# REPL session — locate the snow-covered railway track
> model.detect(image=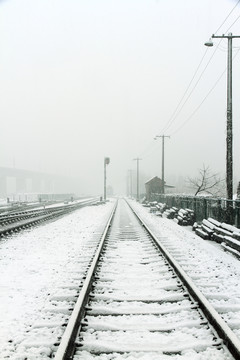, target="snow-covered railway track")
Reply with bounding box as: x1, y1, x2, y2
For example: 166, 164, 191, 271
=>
0, 199, 97, 237
54, 199, 240, 360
